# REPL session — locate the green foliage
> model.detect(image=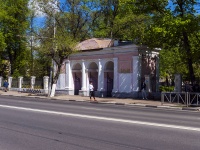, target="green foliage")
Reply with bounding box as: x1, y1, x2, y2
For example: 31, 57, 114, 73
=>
0, 0, 199, 83
121, 0, 200, 81
0, 0, 30, 77
159, 48, 188, 78
159, 86, 174, 92
92, 0, 148, 41
0, 32, 6, 52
